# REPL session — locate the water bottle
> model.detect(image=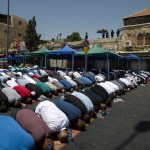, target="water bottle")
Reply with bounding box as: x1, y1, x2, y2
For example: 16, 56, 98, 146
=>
47, 142, 52, 150
106, 110, 110, 117
67, 128, 72, 143
106, 108, 110, 117
101, 110, 106, 116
